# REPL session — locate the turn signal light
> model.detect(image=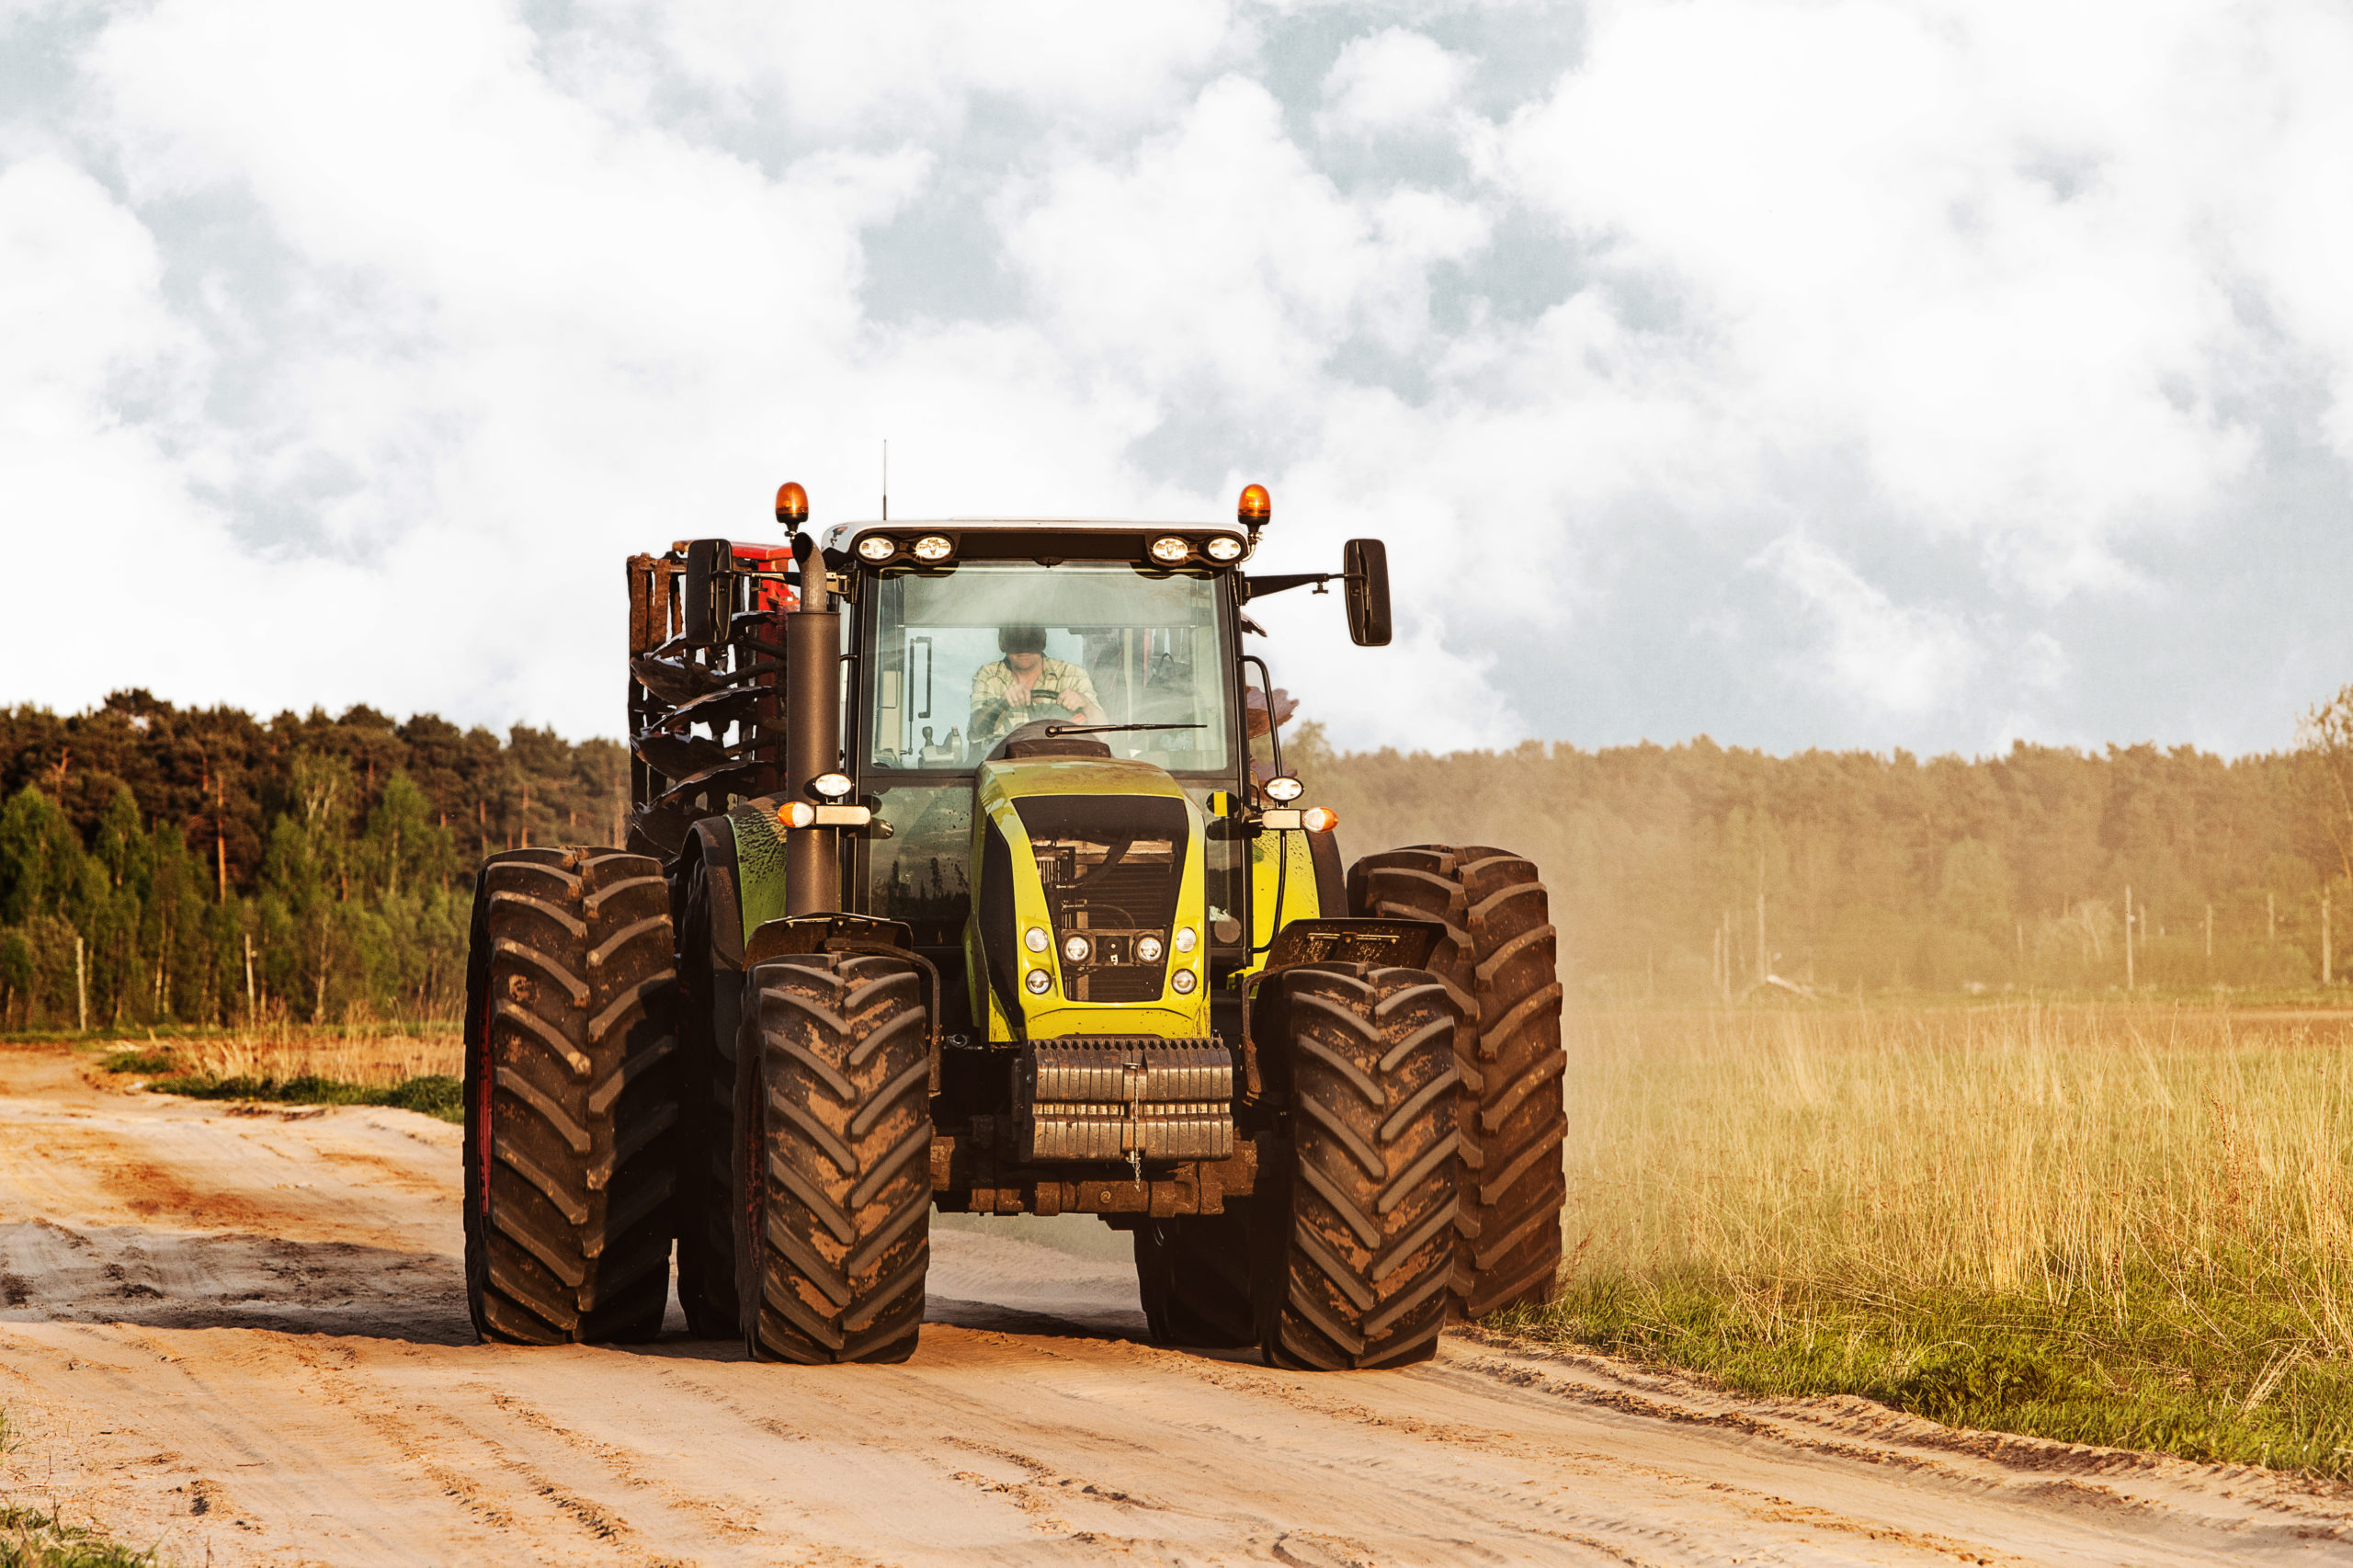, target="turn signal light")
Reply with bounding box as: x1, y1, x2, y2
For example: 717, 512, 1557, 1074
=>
1302, 806, 1338, 834
776, 481, 809, 528
779, 801, 816, 829
1238, 483, 1270, 527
